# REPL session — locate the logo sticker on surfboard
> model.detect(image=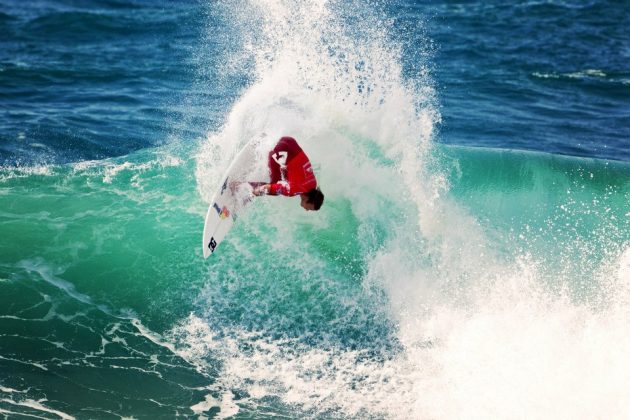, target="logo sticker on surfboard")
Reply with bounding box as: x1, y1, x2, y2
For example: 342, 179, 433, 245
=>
208, 237, 217, 252
213, 203, 230, 219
